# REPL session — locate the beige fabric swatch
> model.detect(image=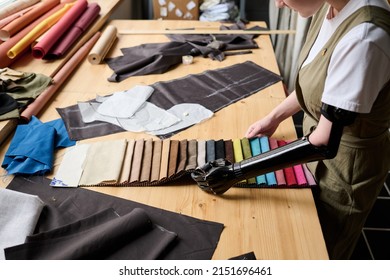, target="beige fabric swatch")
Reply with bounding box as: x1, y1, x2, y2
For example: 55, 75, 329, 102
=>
150, 140, 162, 182
129, 139, 144, 182
119, 139, 135, 183
79, 139, 127, 185
159, 139, 170, 180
